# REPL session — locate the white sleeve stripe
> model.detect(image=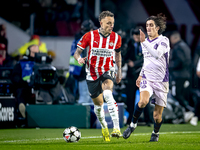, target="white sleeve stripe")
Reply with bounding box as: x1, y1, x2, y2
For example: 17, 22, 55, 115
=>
77, 45, 85, 50
91, 31, 94, 49
99, 35, 103, 48
106, 35, 110, 49
113, 33, 118, 50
